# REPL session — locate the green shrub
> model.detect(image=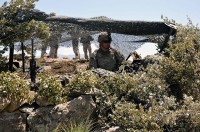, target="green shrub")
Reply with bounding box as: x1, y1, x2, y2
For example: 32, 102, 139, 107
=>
111, 102, 162, 131
160, 21, 200, 100
66, 70, 99, 94
159, 94, 200, 131
126, 68, 168, 103
0, 55, 8, 72
37, 73, 63, 104
174, 95, 200, 130
111, 95, 200, 131
0, 71, 29, 101
93, 70, 168, 128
